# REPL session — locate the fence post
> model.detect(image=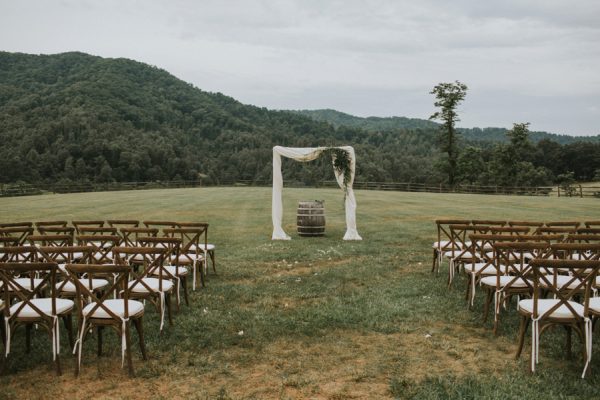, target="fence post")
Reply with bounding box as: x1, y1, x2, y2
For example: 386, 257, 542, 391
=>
557, 186, 560, 197
579, 185, 583, 198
